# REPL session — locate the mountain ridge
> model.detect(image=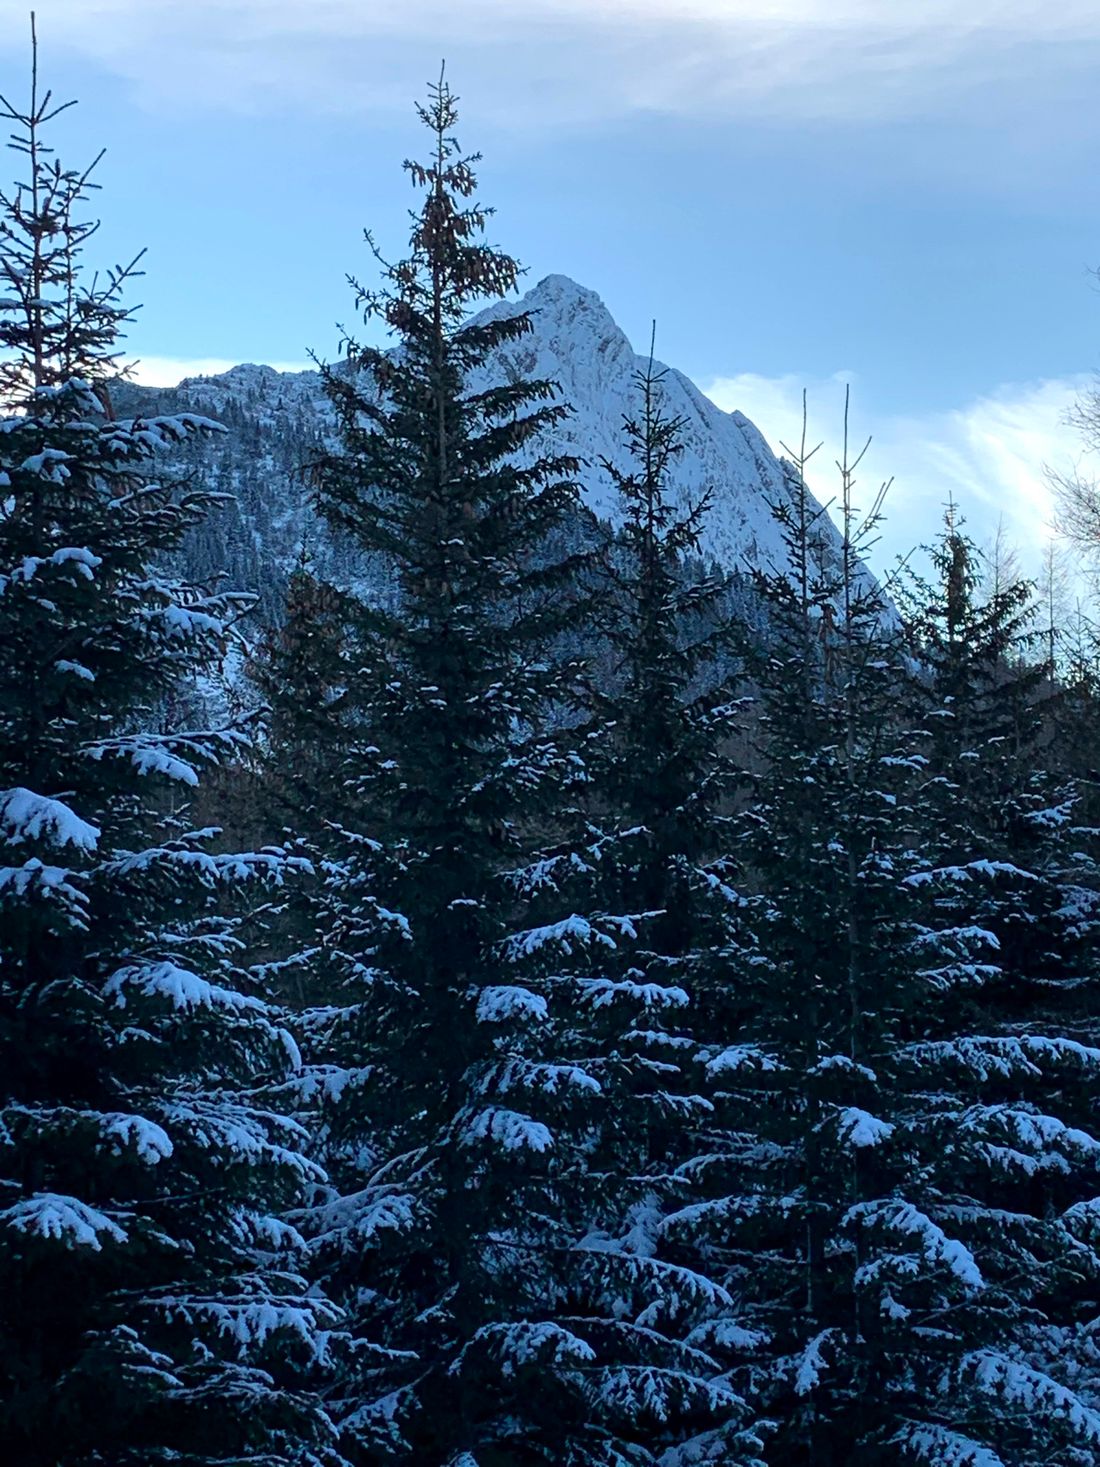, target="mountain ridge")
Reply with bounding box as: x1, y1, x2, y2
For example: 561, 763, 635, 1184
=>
115, 273, 849, 617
